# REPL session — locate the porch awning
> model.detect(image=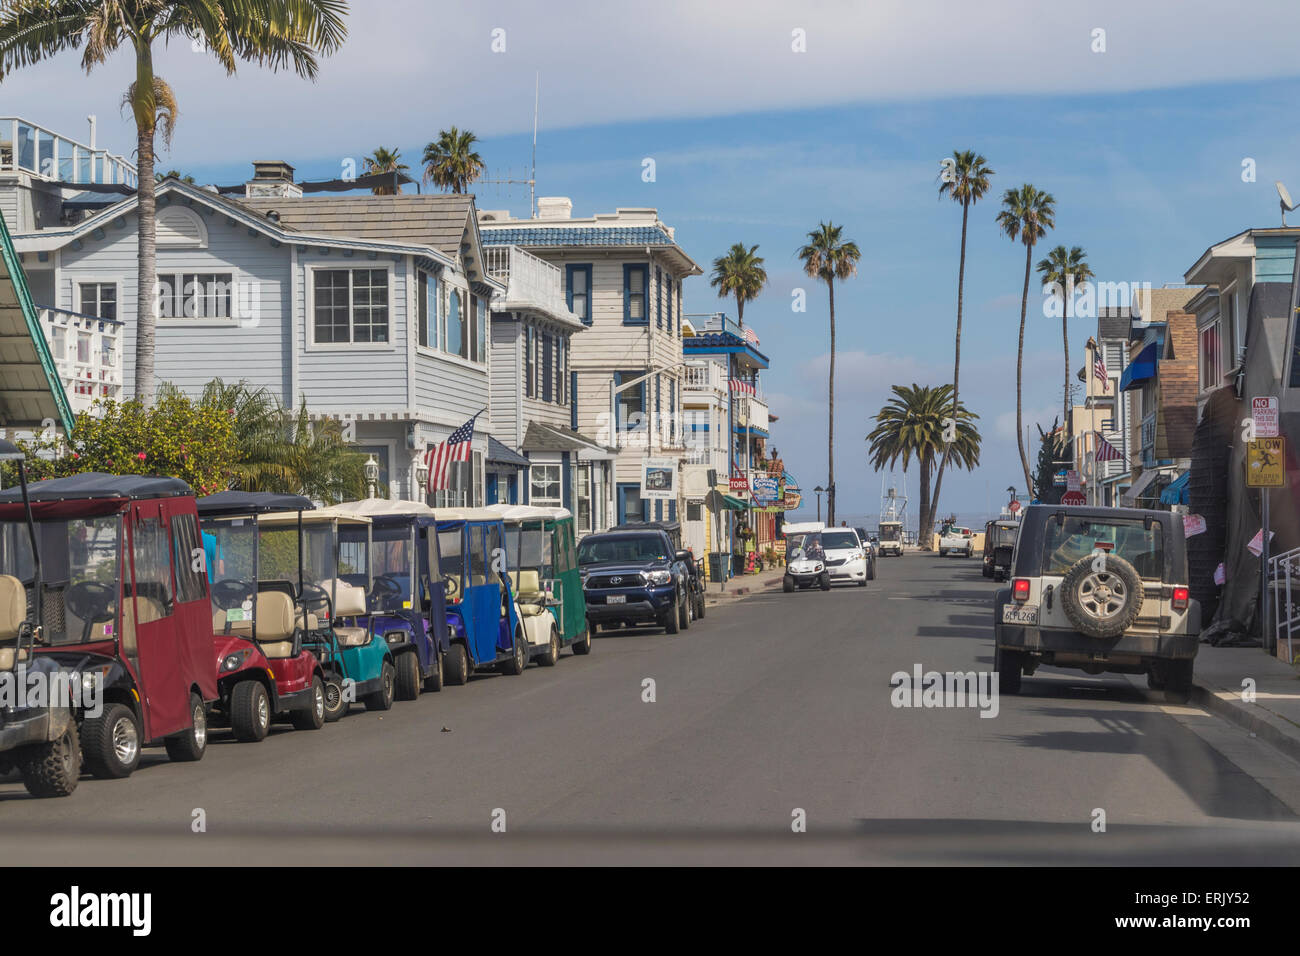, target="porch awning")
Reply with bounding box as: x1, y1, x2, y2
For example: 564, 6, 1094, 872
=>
706, 490, 748, 512
486, 435, 529, 468
1120, 342, 1158, 391
1120, 468, 1160, 506
1159, 470, 1190, 505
